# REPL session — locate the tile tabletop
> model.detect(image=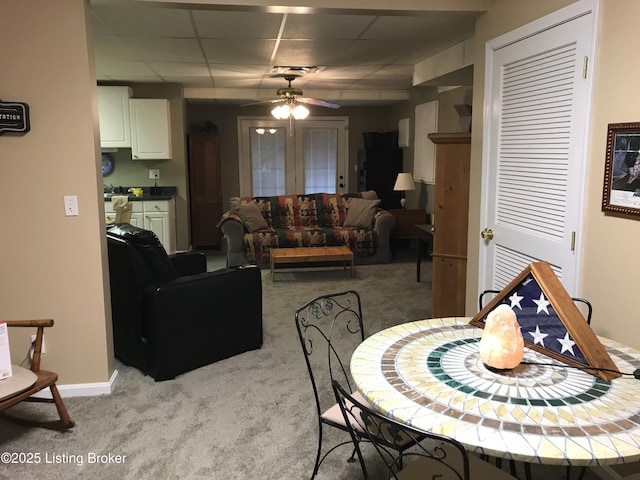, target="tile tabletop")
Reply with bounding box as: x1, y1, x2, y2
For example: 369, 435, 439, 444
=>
350, 317, 640, 466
